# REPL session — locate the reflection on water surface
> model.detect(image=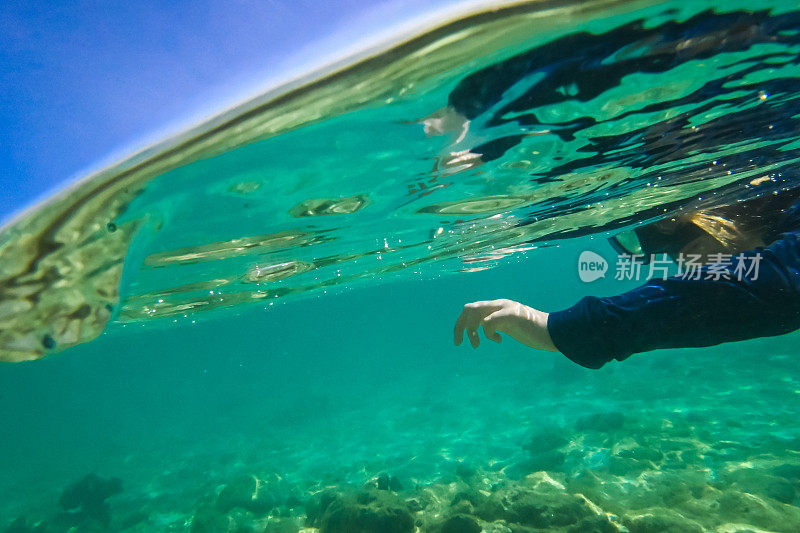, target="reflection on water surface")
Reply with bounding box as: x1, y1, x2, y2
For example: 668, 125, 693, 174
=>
3, 0, 800, 360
